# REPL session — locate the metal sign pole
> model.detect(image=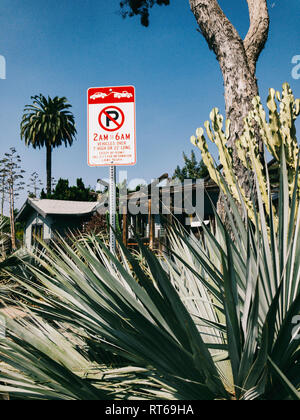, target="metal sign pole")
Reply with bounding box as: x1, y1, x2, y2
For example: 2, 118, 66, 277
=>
109, 165, 116, 254
88, 86, 136, 256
